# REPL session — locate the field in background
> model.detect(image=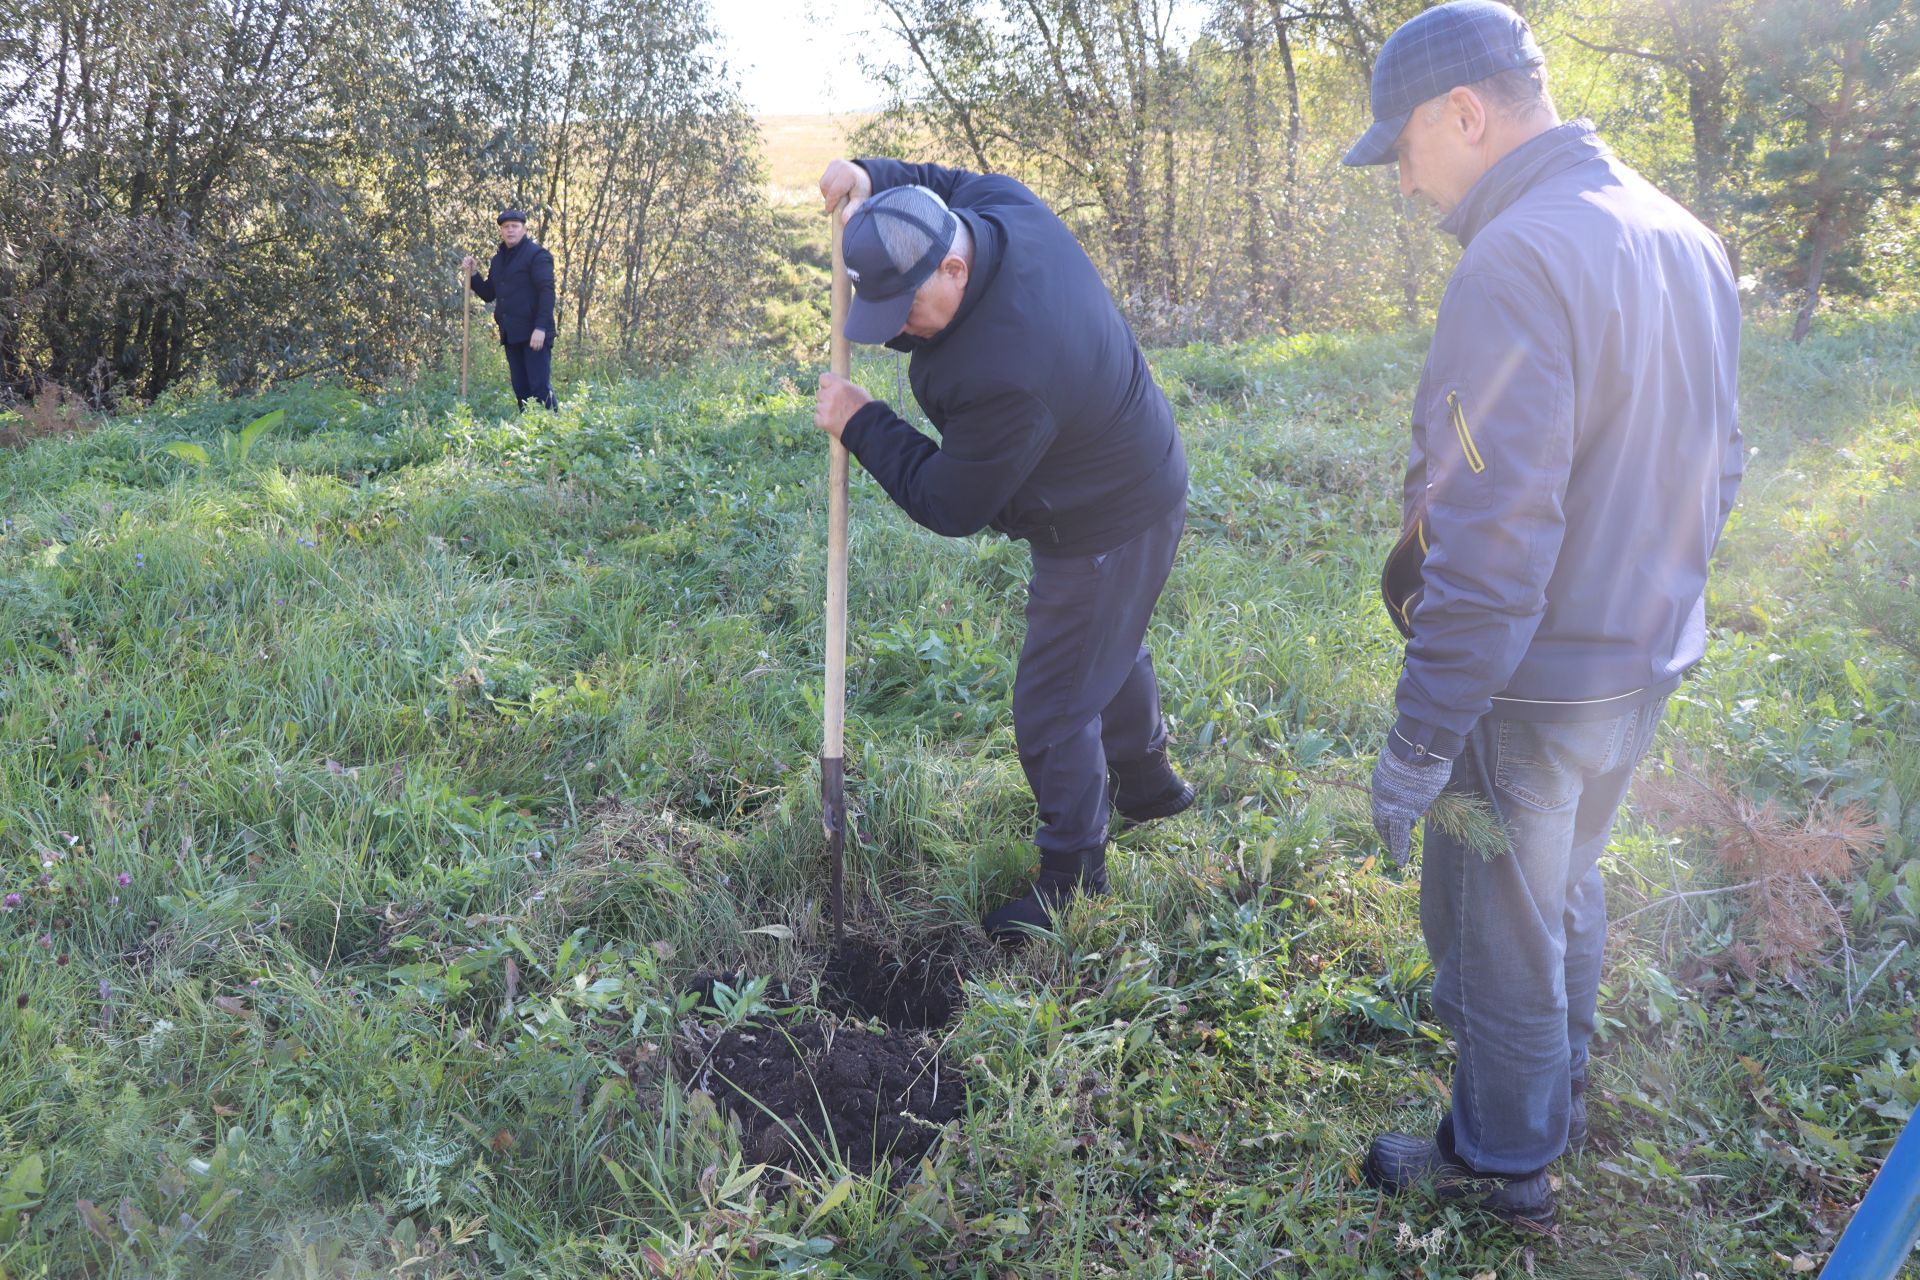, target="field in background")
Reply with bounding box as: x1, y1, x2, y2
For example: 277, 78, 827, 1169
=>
758, 113, 875, 199
0, 318, 1917, 1277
